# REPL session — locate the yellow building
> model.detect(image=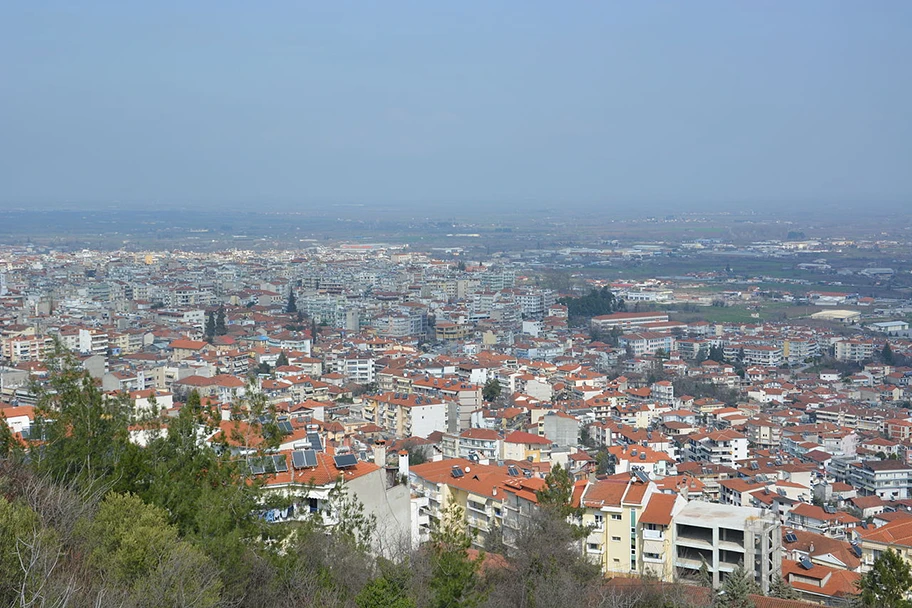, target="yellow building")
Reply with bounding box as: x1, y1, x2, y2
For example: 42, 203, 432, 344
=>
579, 474, 655, 577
